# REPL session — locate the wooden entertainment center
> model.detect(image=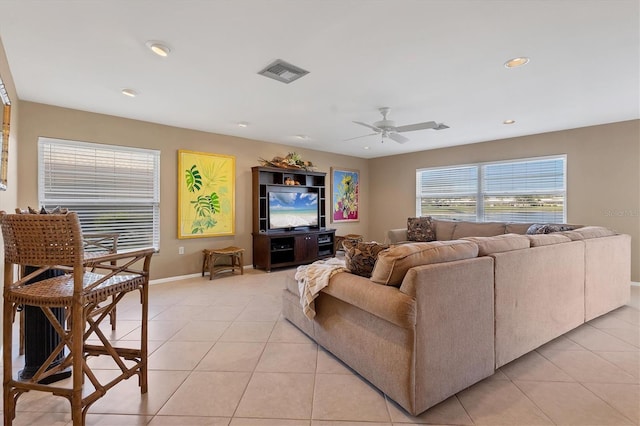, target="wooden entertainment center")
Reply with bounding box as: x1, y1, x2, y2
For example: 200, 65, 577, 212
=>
252, 166, 335, 271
